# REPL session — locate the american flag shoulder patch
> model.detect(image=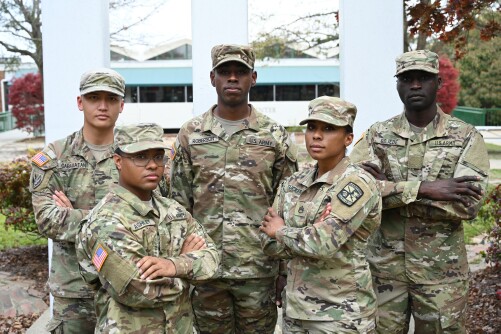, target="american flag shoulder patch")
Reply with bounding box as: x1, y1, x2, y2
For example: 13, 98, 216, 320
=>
92, 244, 109, 272
168, 142, 177, 160
31, 152, 51, 167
